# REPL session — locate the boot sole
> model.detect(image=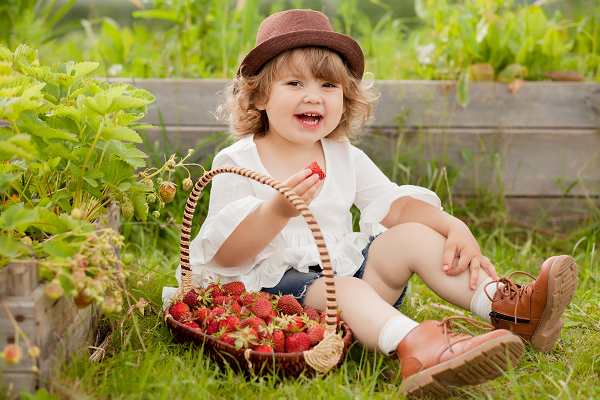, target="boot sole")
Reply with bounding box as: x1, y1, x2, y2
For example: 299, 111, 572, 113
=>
399, 335, 524, 399
530, 255, 578, 353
